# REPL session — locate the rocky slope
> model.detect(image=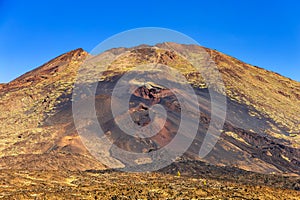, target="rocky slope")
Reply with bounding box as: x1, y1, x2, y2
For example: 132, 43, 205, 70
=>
0, 49, 105, 170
